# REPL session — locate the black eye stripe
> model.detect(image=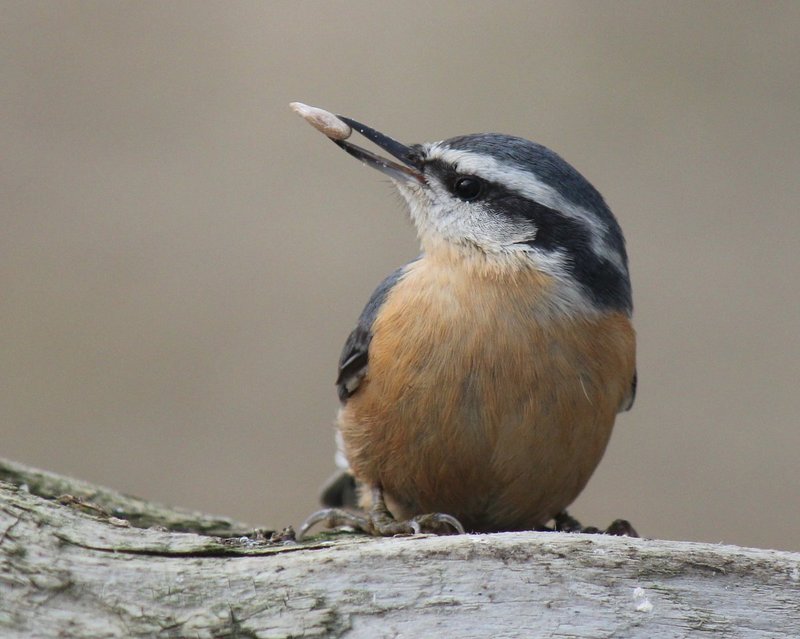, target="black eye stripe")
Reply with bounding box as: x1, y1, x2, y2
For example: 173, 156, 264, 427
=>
420, 160, 493, 202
